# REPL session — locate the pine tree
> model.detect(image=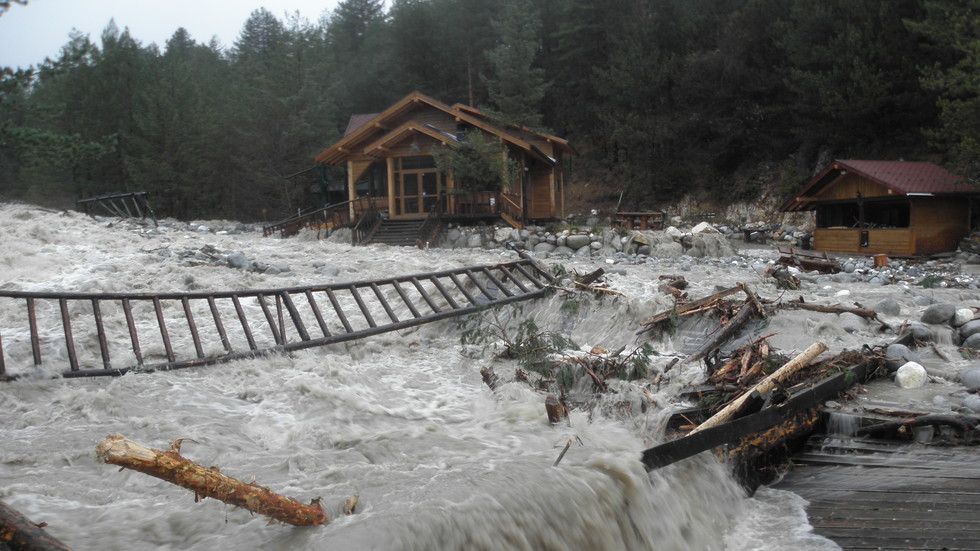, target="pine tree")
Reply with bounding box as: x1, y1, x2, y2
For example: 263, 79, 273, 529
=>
482, 0, 549, 128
